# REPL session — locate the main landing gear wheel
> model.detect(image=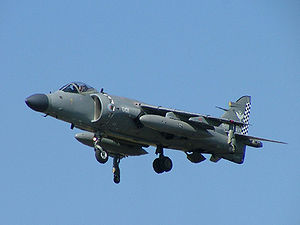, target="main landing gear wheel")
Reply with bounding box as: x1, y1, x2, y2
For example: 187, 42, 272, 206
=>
162, 156, 173, 172
153, 158, 164, 174
152, 146, 173, 174
153, 156, 173, 174
113, 156, 121, 184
